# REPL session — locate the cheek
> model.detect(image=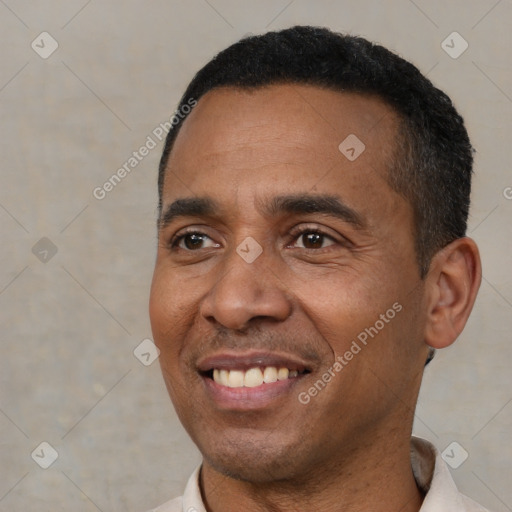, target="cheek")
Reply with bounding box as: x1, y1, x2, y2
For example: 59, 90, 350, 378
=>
289, 266, 416, 385
149, 271, 188, 404
149, 262, 210, 374
149, 266, 186, 354
149, 268, 170, 335
293, 269, 394, 337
